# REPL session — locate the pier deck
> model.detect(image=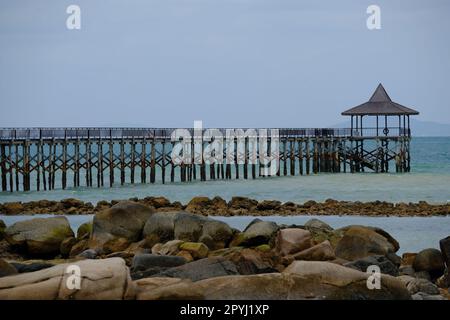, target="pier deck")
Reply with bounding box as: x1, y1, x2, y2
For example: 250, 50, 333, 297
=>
0, 127, 411, 192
